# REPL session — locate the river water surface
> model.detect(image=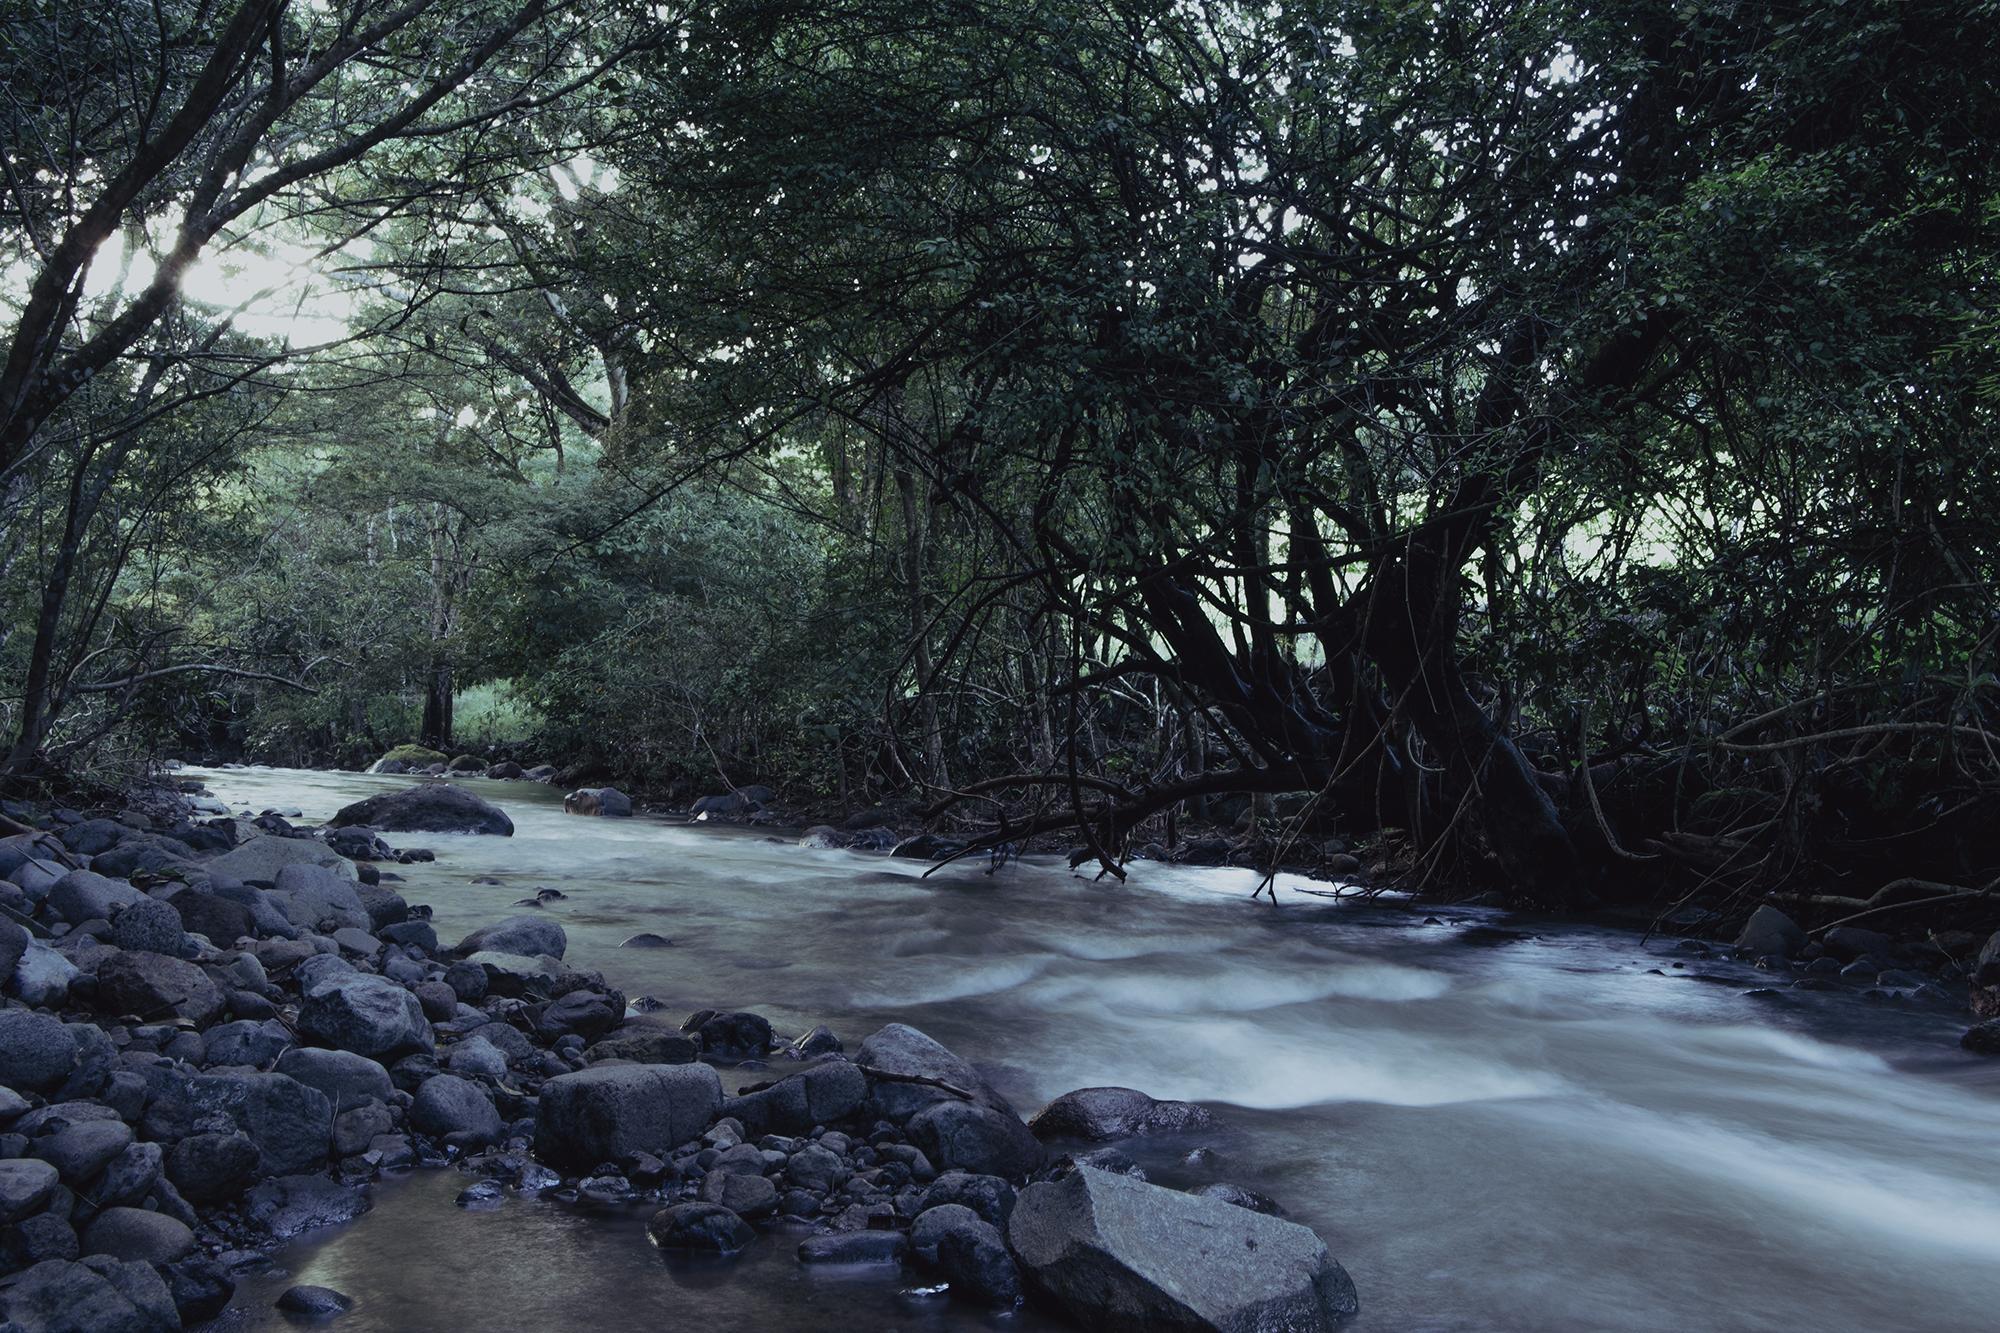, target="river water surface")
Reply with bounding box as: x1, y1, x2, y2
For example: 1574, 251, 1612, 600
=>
191, 767, 2000, 1332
